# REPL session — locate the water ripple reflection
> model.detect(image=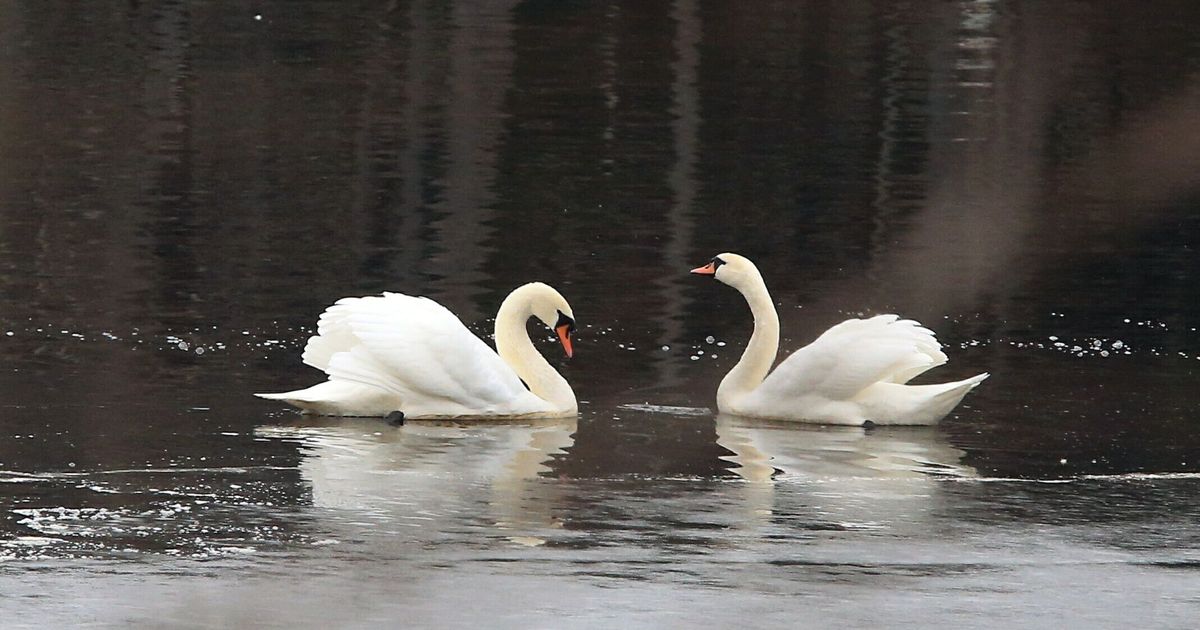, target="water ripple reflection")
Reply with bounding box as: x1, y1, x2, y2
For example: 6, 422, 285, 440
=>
714, 414, 973, 534
716, 414, 975, 482
257, 417, 576, 546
